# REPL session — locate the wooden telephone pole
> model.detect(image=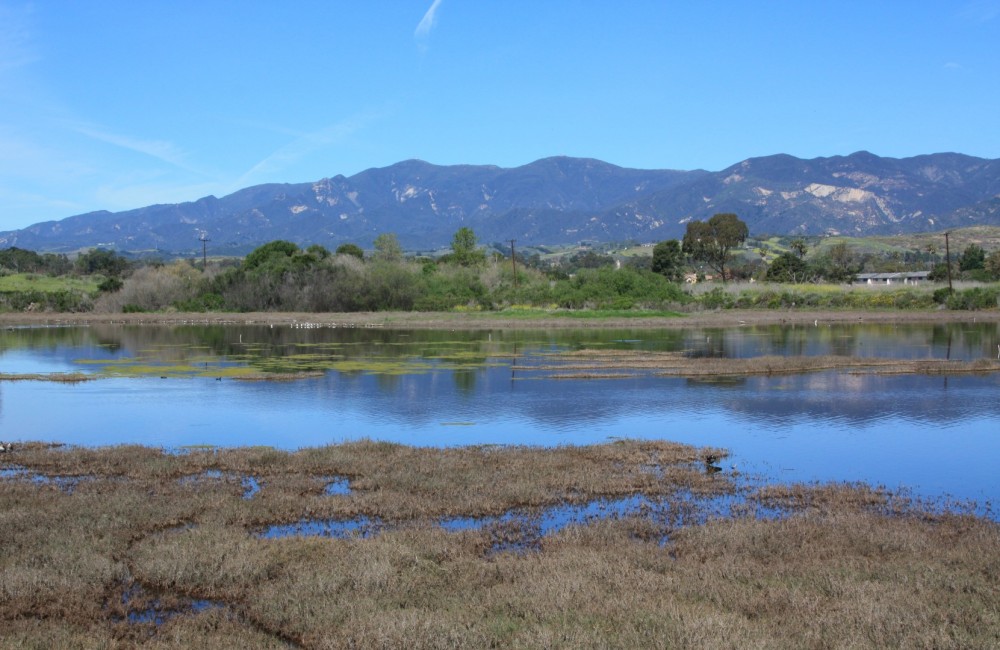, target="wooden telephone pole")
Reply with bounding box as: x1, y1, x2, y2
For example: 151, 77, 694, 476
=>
508, 239, 518, 290
199, 233, 210, 270
944, 231, 953, 293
